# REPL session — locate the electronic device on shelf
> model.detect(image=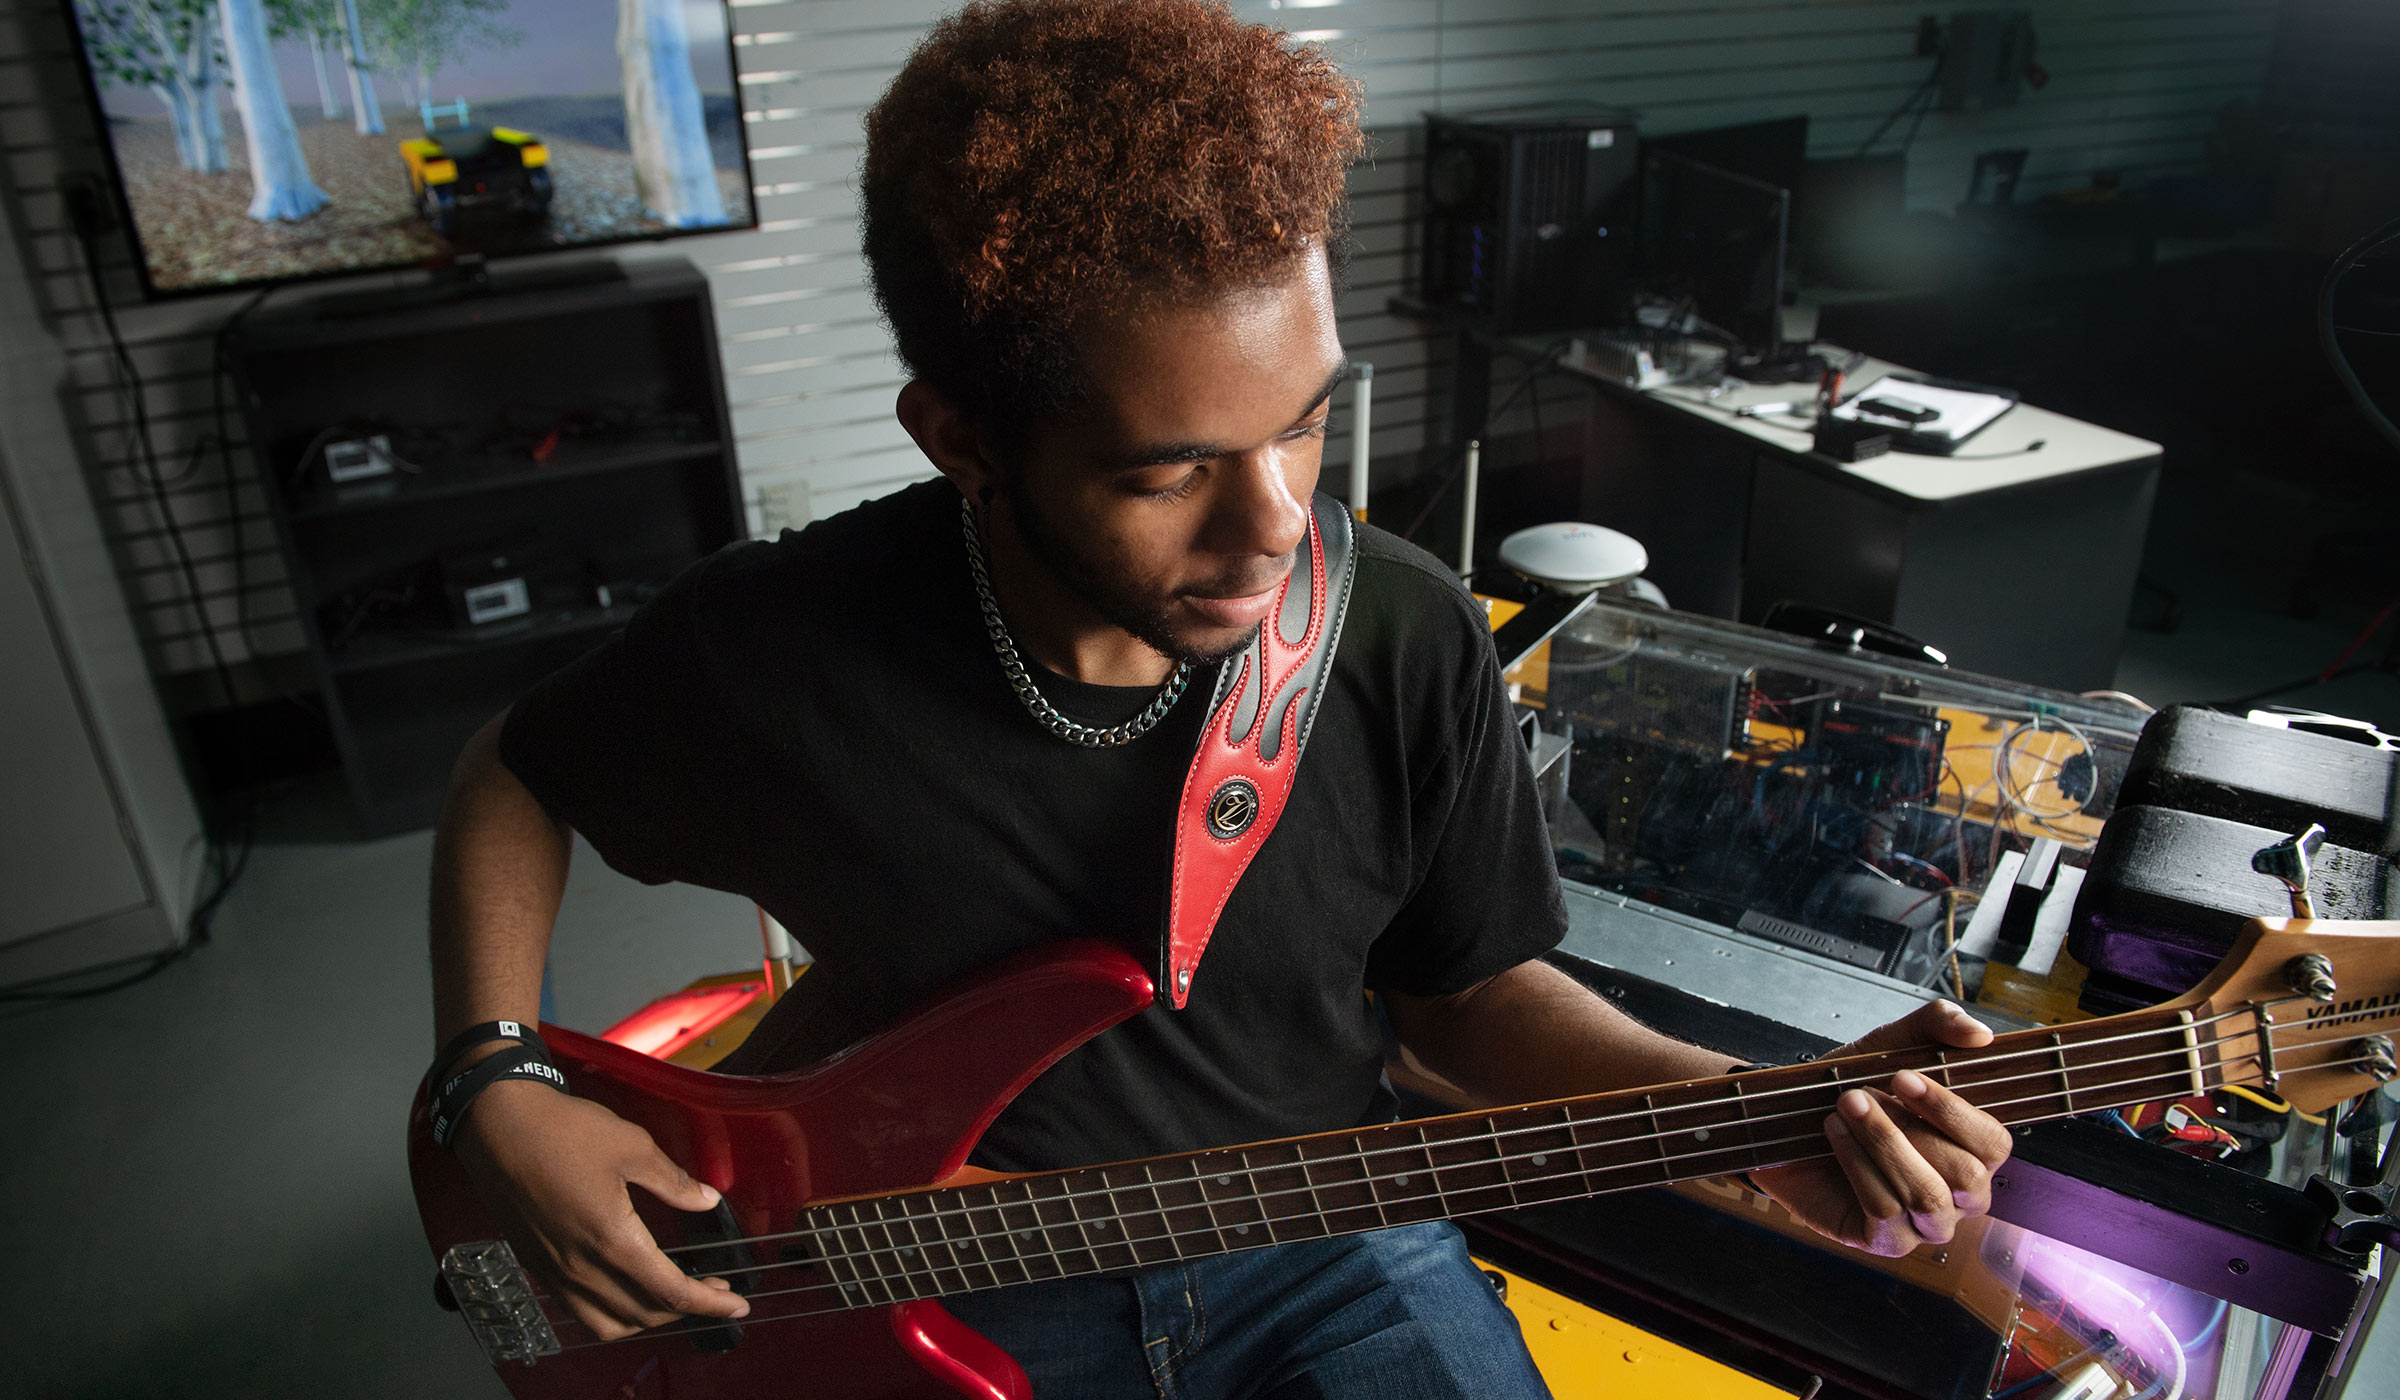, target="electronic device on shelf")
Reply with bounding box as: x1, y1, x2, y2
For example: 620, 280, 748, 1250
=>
1418, 108, 1641, 334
